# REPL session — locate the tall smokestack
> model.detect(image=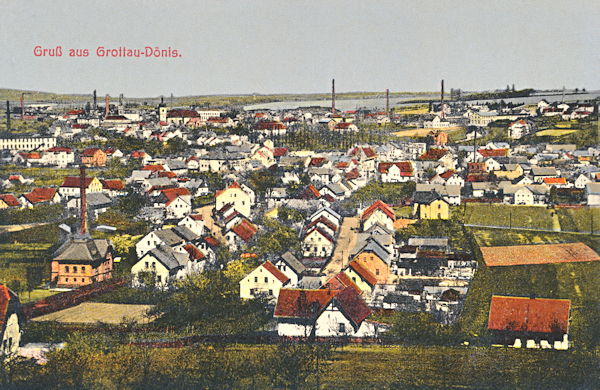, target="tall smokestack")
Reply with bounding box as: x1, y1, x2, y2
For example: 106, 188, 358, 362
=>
386, 89, 389, 114
20, 95, 24, 121
93, 90, 97, 109
79, 165, 87, 236
6, 101, 10, 130
105, 94, 109, 117
332, 79, 335, 114
441, 80, 444, 119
